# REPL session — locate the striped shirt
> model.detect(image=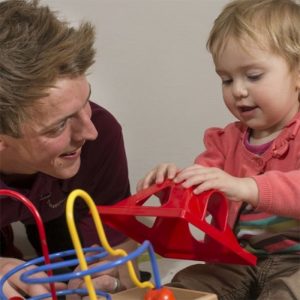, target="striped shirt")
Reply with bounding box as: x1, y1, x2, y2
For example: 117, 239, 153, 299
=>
235, 131, 300, 255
